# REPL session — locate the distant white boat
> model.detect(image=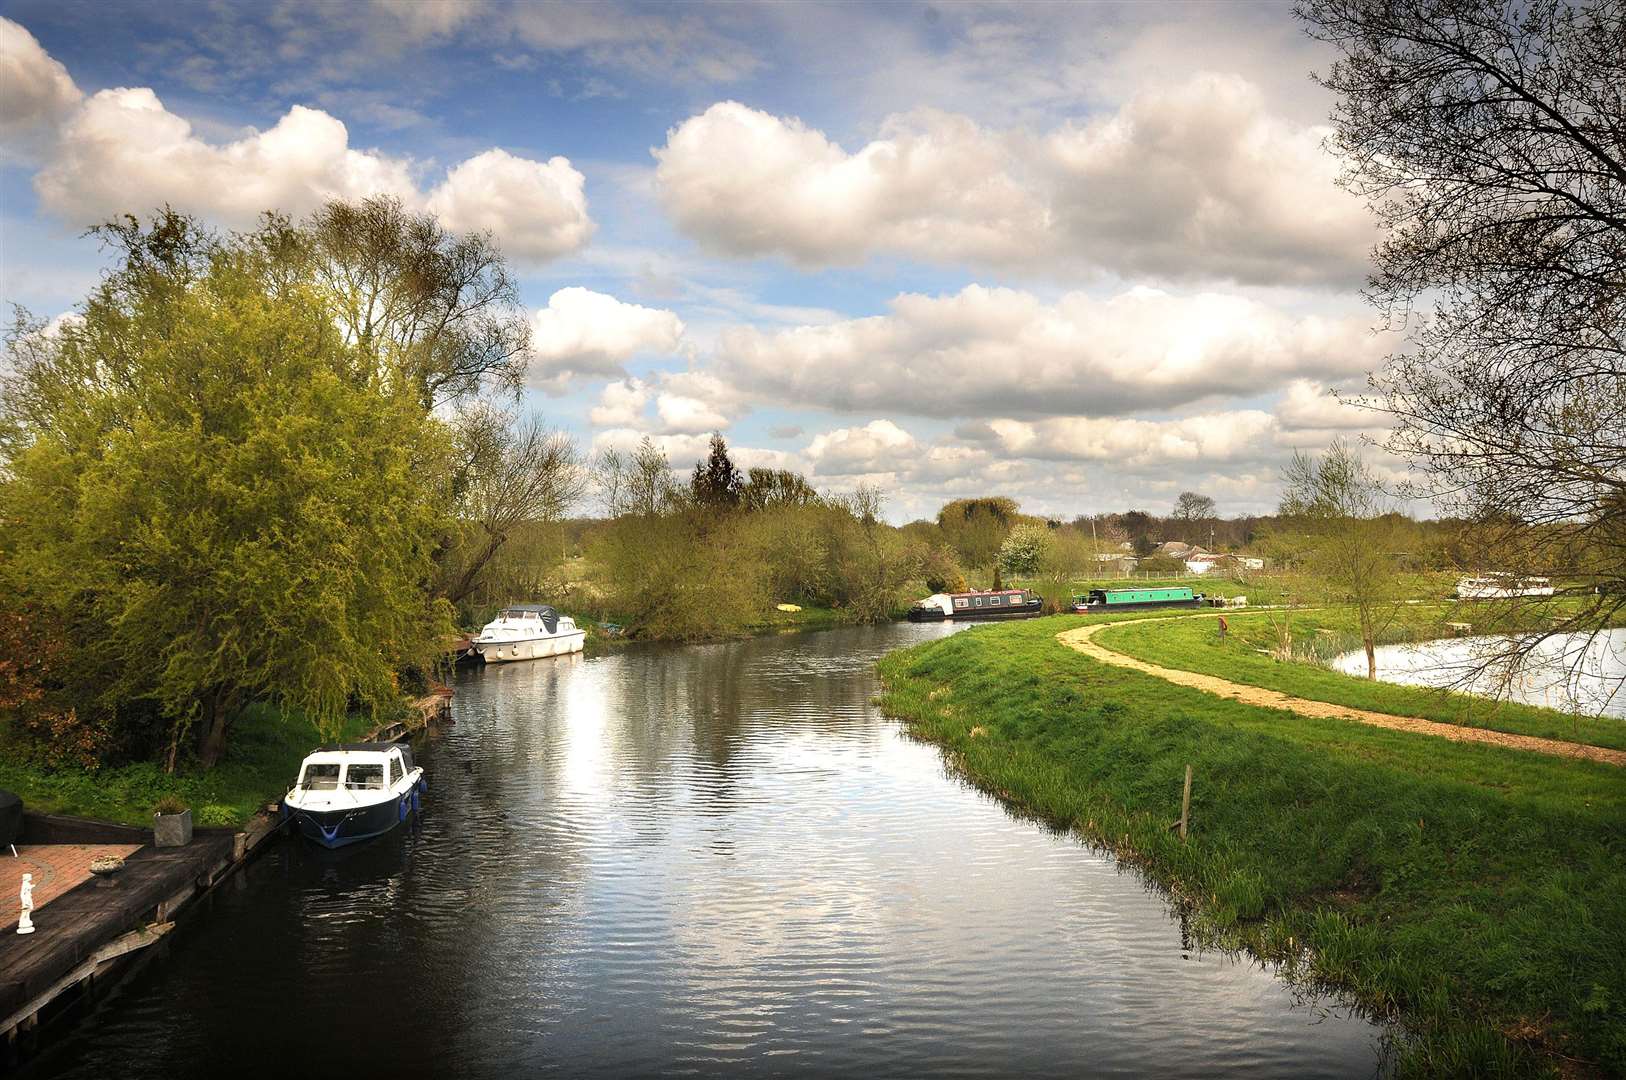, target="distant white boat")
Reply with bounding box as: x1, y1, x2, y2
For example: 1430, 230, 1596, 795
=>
1456, 574, 1555, 600
474, 604, 585, 663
